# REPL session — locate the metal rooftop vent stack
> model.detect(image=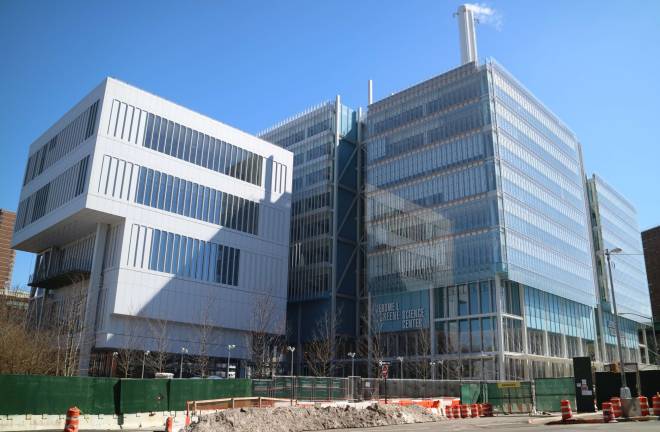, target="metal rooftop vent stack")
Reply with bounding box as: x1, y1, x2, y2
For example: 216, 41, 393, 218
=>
456, 4, 478, 65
